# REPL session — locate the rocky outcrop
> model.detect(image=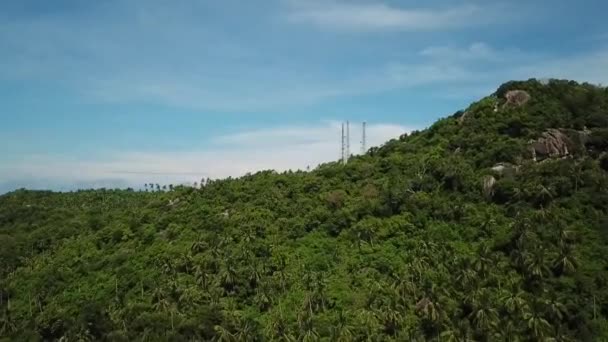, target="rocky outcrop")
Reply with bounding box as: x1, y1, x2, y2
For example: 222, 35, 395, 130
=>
482, 175, 496, 199
503, 90, 531, 108
491, 163, 518, 177
528, 129, 587, 161
457, 111, 469, 125
529, 129, 571, 161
